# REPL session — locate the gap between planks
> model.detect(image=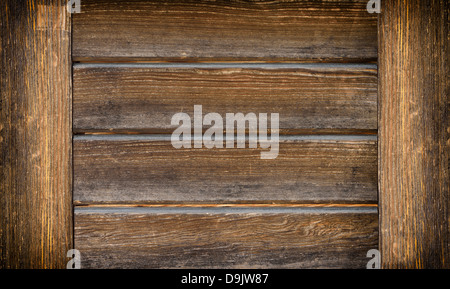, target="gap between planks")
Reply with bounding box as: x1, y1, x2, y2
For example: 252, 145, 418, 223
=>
74, 129, 378, 136
72, 59, 378, 64
74, 204, 378, 215
74, 203, 378, 208
73, 62, 378, 69
73, 134, 378, 142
